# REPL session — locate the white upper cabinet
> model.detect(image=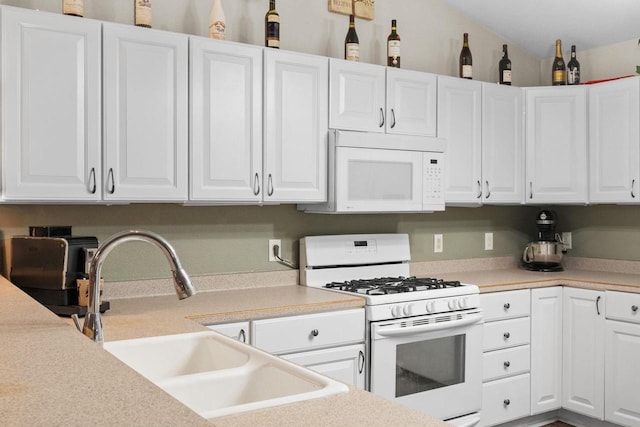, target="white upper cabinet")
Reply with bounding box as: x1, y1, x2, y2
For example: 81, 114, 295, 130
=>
1, 7, 102, 201
525, 86, 588, 204
385, 68, 437, 136
329, 59, 386, 133
589, 76, 640, 204
102, 23, 188, 202
437, 76, 483, 205
482, 84, 524, 204
263, 49, 328, 203
189, 38, 263, 203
